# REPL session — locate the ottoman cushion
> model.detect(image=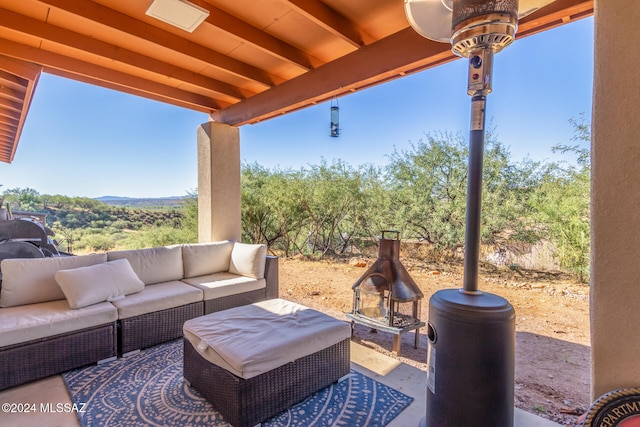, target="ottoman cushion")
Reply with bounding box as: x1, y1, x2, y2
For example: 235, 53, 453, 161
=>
183, 298, 351, 379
